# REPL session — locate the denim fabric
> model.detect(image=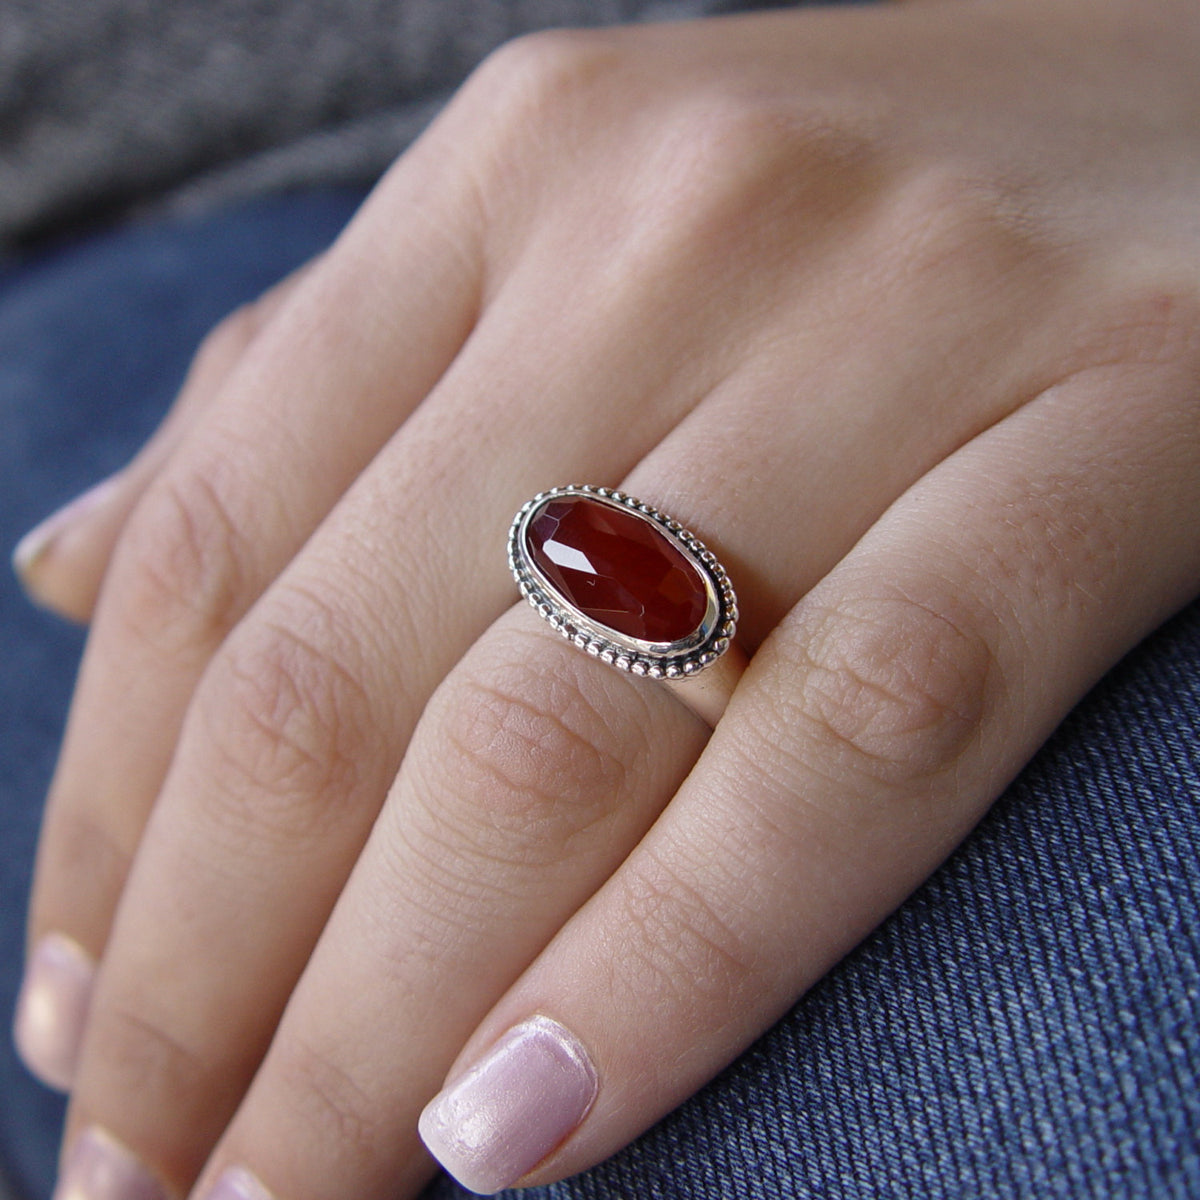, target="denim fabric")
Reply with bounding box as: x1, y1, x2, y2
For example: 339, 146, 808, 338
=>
1, 194, 1198, 1200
